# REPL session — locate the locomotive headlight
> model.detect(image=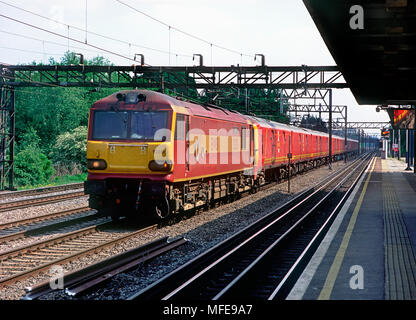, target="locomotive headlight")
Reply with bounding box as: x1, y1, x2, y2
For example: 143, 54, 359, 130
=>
87, 159, 107, 170
148, 160, 173, 172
